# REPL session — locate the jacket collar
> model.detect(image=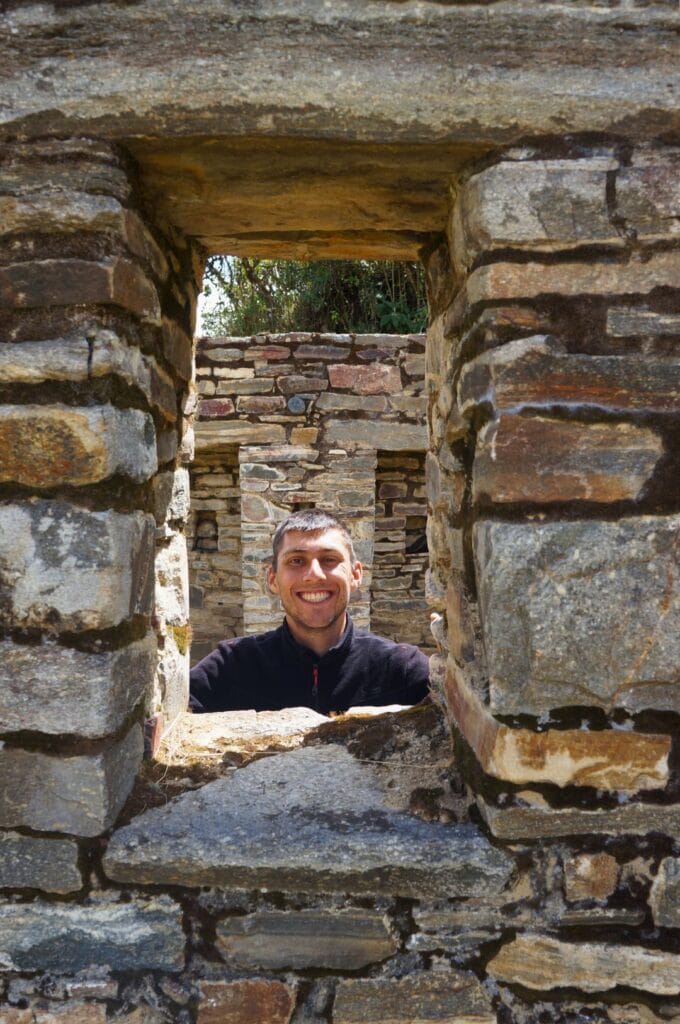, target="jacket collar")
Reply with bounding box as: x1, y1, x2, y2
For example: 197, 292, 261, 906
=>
281, 614, 354, 662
